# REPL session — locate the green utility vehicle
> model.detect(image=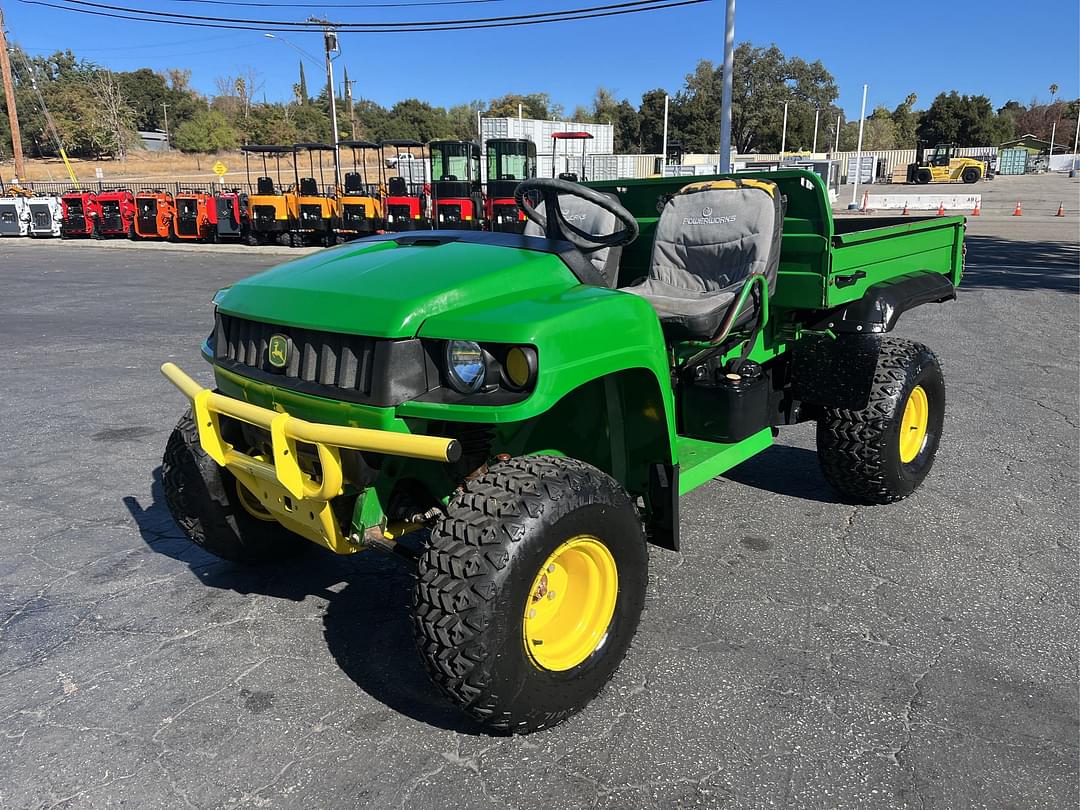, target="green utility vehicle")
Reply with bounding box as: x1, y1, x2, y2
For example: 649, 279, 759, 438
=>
161, 169, 962, 734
